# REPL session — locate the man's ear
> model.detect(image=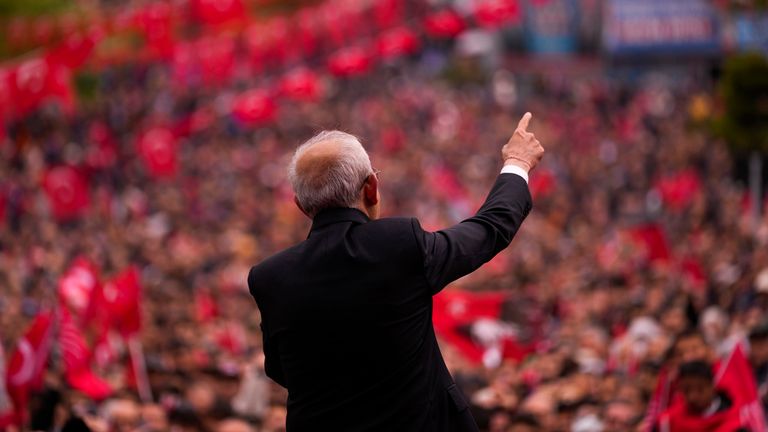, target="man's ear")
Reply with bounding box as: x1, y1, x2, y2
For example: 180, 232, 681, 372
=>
363, 173, 379, 206
294, 196, 310, 218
